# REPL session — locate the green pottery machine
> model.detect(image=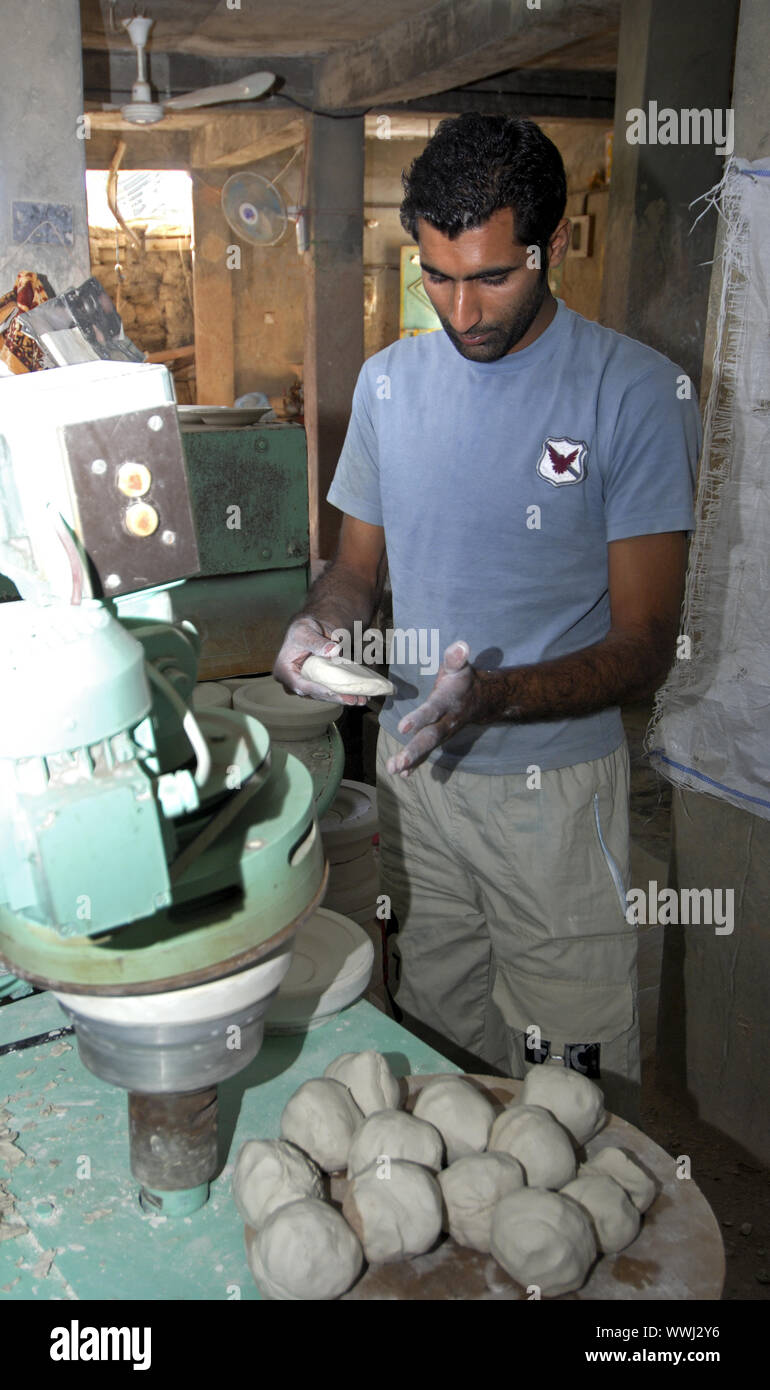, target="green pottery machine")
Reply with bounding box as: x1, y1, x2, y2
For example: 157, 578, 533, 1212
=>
0, 361, 332, 1215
